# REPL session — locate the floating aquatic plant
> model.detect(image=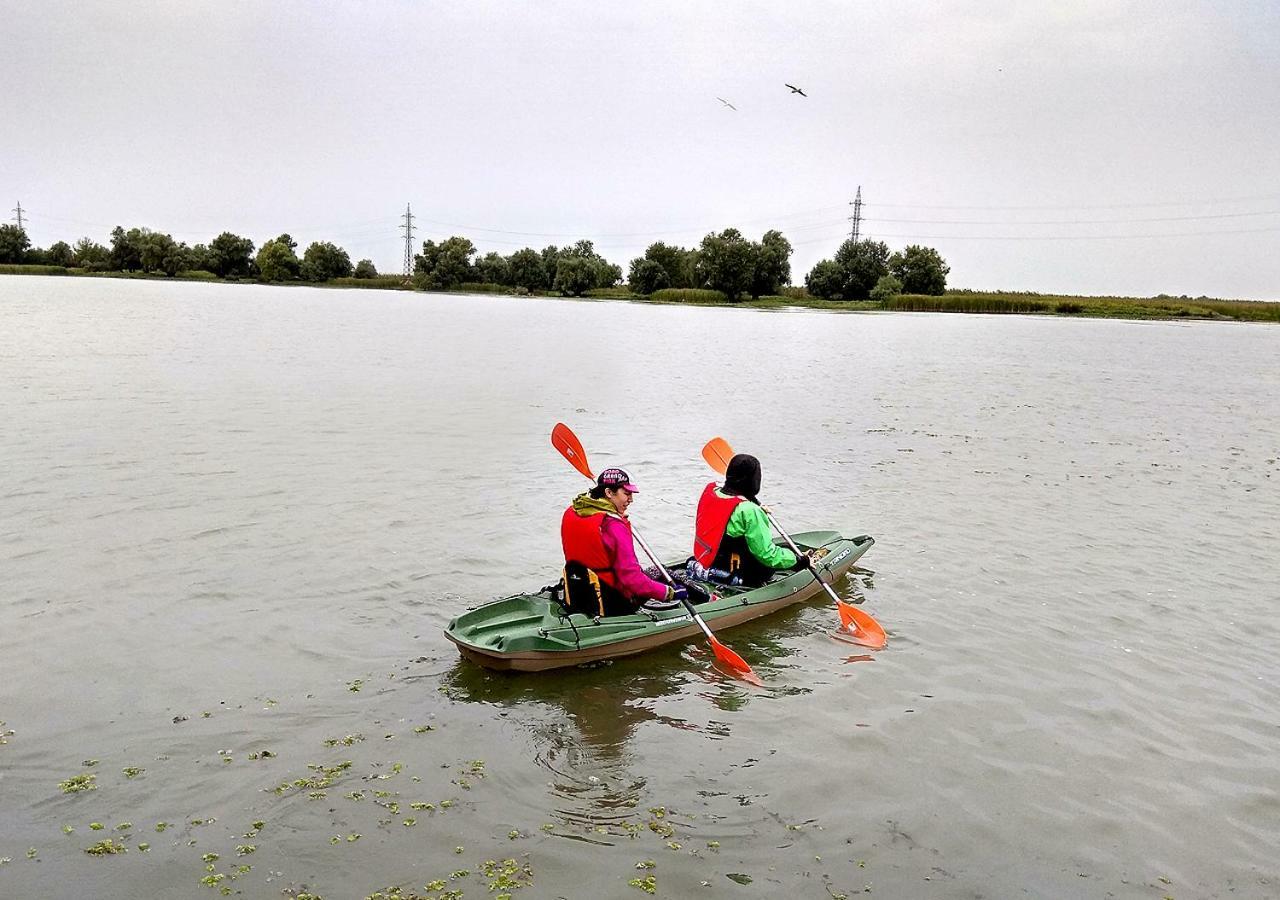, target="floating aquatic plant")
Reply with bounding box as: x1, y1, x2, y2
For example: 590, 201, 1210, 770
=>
155, 822, 170, 832
628, 875, 657, 894
59, 772, 97, 793
84, 839, 127, 856
346, 679, 364, 692
89, 823, 105, 831
122, 766, 144, 778
323, 734, 364, 747
137, 842, 150, 851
